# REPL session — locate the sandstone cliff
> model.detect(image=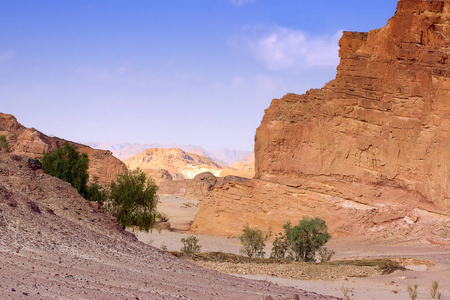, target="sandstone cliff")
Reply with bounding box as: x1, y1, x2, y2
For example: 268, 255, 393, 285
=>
192, 0, 450, 241
0, 113, 127, 185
